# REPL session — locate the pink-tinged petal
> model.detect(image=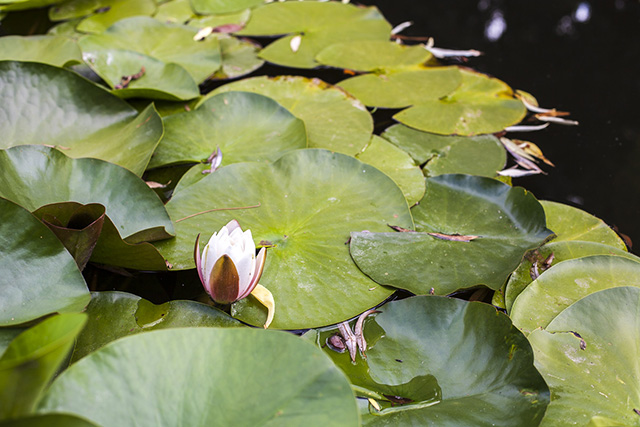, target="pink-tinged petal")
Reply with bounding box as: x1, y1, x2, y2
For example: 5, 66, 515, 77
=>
225, 219, 241, 234
193, 234, 206, 289
238, 247, 266, 300
208, 254, 240, 304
